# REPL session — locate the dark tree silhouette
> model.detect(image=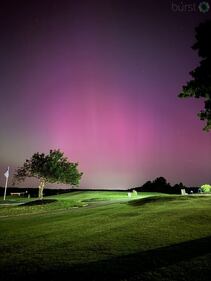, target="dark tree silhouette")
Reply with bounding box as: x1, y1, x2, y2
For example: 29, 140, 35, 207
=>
13, 149, 83, 199
152, 177, 171, 192
179, 20, 211, 131
135, 177, 184, 194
